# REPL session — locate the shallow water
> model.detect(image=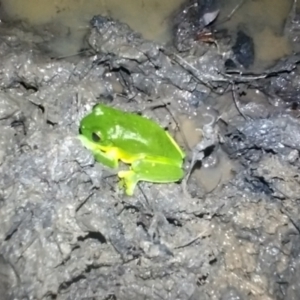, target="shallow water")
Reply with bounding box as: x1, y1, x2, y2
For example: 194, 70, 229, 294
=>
0, 0, 294, 65
217, 0, 293, 69
0, 0, 185, 56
